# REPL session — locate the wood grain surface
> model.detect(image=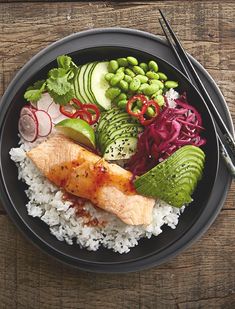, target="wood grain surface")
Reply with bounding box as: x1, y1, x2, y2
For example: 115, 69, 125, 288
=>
0, 1, 234, 308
